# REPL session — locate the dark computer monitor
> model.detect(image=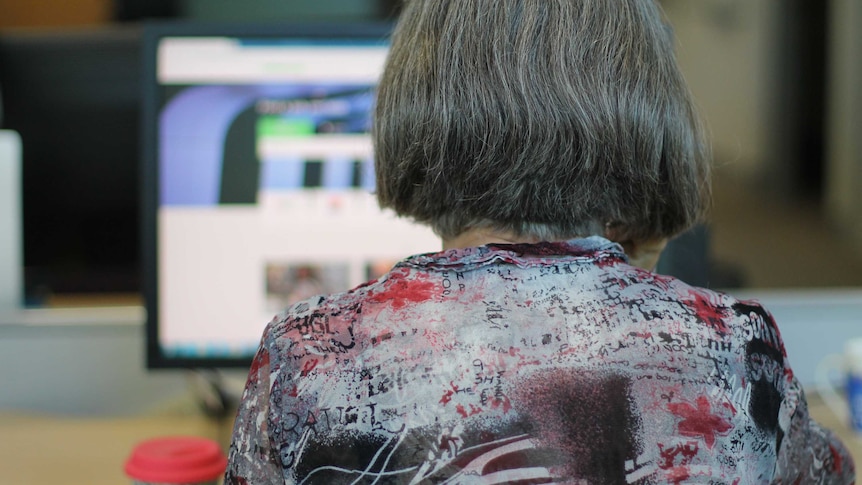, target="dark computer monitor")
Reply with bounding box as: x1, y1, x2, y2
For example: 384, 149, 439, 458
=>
142, 23, 439, 369
0, 27, 142, 301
